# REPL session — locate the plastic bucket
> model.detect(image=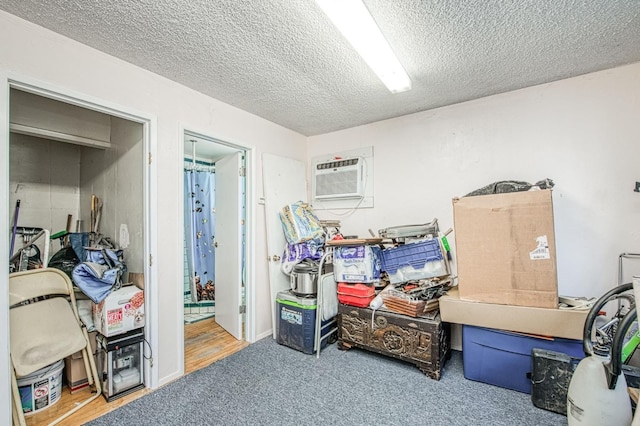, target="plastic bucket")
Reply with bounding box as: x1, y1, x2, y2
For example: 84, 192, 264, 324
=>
17, 359, 64, 415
